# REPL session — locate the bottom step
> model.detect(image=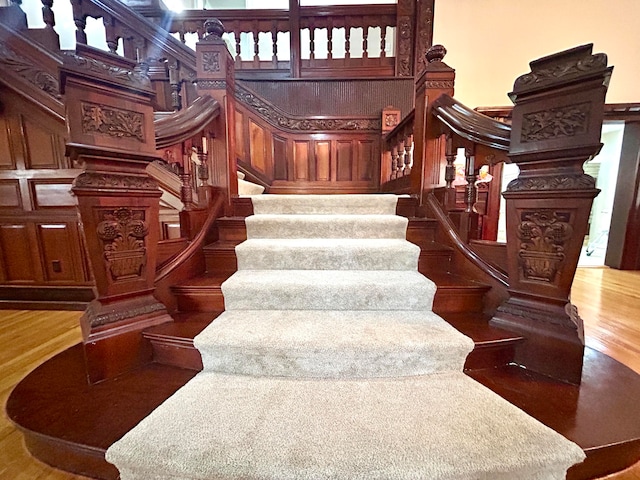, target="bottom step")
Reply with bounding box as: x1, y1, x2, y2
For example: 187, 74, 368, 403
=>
107, 371, 584, 480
